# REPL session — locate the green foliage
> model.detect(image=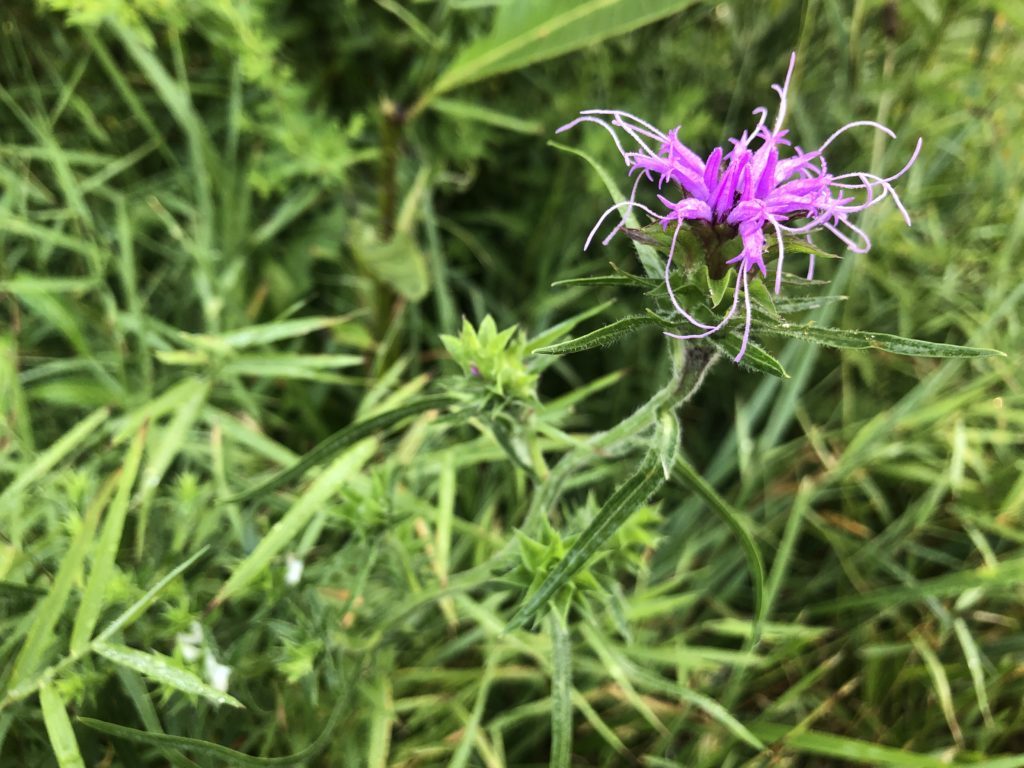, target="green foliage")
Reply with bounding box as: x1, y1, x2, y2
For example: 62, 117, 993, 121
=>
502, 521, 604, 626
440, 315, 538, 402
540, 220, 1002, 370
1, 1, 1023, 766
